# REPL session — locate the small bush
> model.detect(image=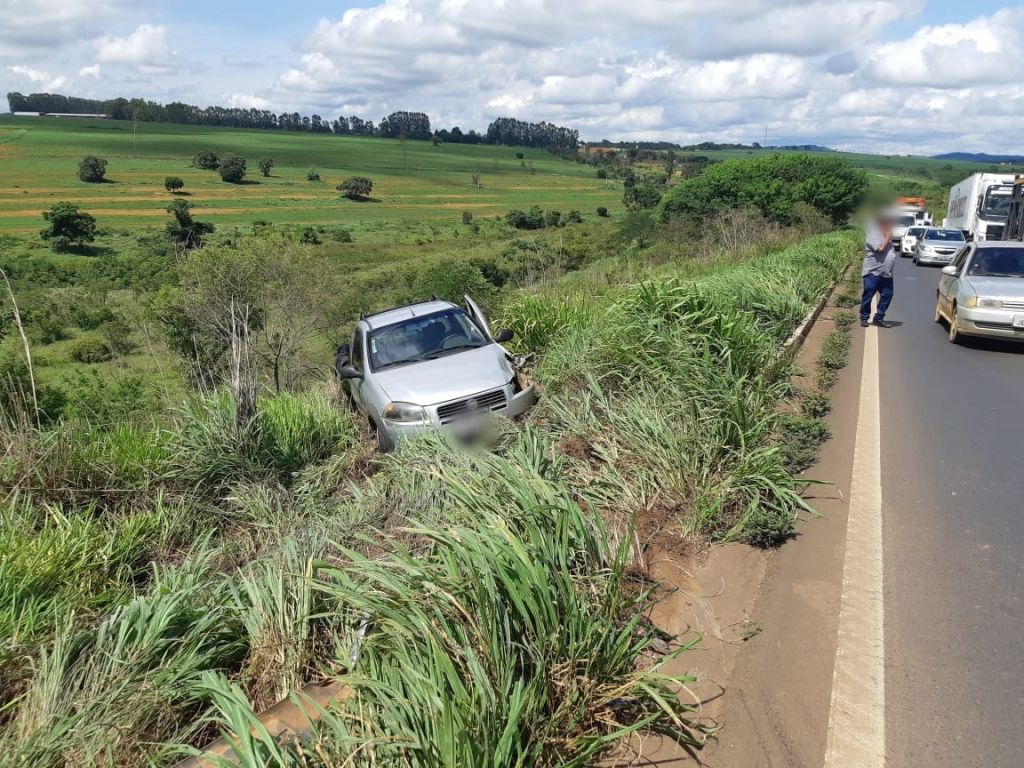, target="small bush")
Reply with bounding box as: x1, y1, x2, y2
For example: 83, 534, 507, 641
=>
777, 413, 831, 473
818, 328, 851, 372
78, 155, 107, 183
299, 227, 320, 245
258, 157, 274, 177
833, 309, 855, 330
328, 226, 352, 243
515, 151, 524, 160
218, 154, 247, 183
461, 211, 473, 225
69, 335, 113, 363
799, 390, 832, 419
596, 169, 608, 179
307, 168, 321, 182
164, 176, 184, 193
566, 210, 582, 224
596, 206, 609, 217
544, 210, 562, 228
192, 151, 219, 170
